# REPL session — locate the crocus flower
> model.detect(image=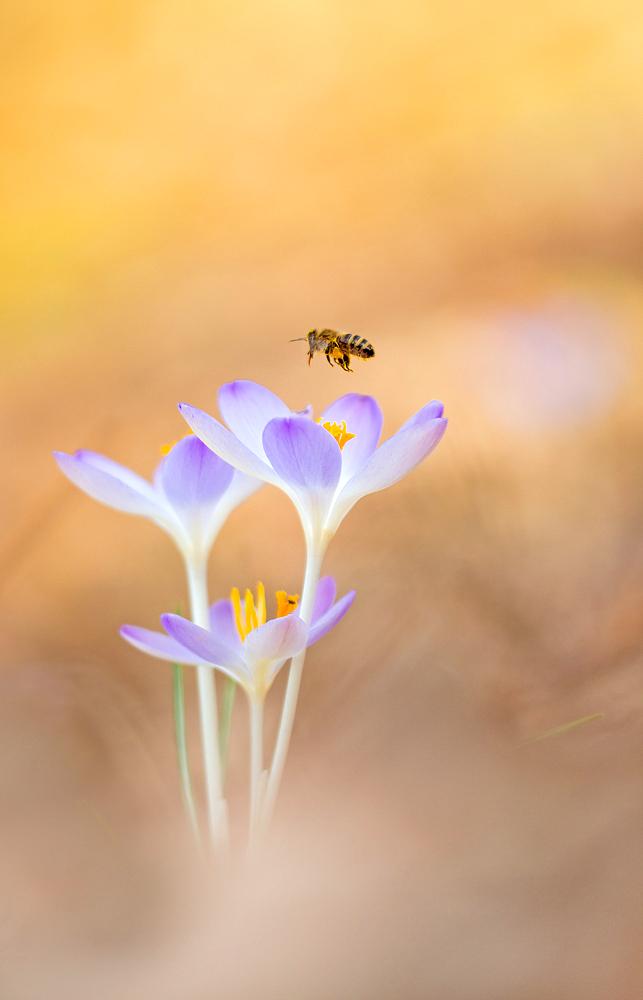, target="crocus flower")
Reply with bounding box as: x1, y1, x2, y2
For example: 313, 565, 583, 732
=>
177, 381, 447, 549
53, 434, 262, 565
177, 380, 446, 830
120, 576, 355, 703
122, 576, 355, 838
53, 434, 263, 848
